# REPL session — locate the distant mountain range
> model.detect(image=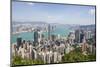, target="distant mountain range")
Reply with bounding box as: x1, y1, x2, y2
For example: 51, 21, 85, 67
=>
80, 24, 95, 27
80, 24, 95, 29
12, 21, 48, 25
12, 21, 95, 27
